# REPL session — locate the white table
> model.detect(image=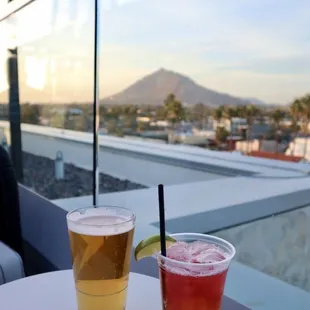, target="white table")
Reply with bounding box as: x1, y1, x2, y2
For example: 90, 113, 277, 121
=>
0, 270, 162, 310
